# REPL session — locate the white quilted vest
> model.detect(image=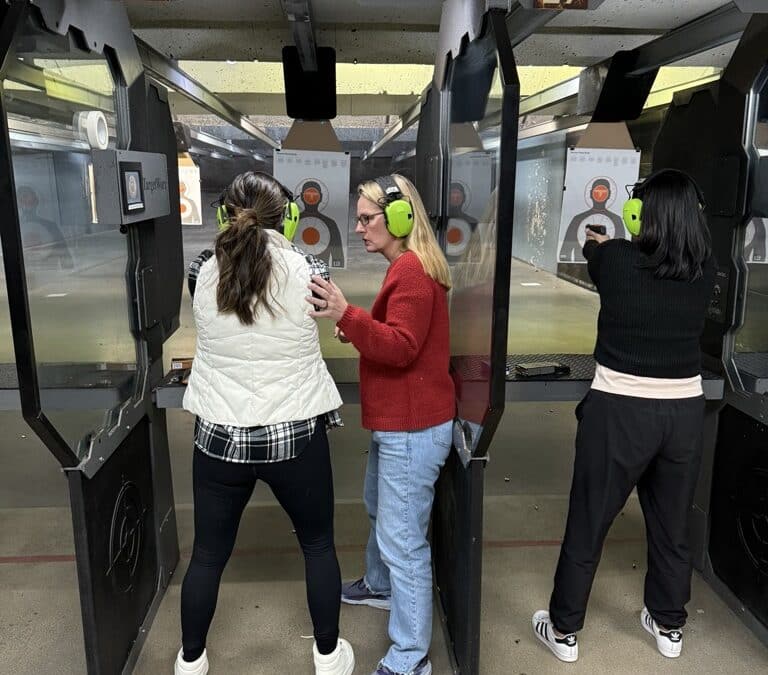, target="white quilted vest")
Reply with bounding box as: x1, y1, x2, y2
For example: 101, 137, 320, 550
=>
183, 230, 342, 426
